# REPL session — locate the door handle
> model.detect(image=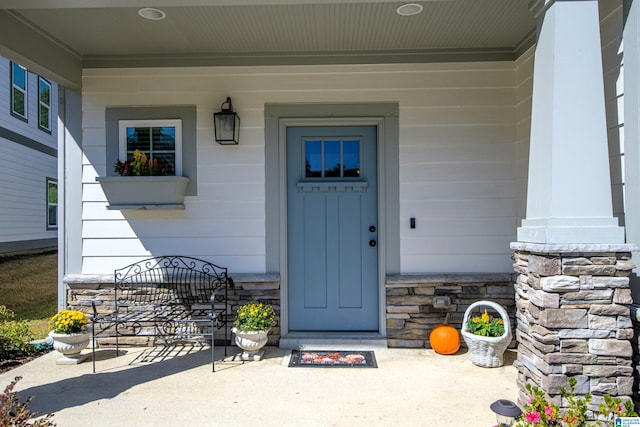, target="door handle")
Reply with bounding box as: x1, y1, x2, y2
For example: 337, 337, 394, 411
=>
369, 240, 377, 247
